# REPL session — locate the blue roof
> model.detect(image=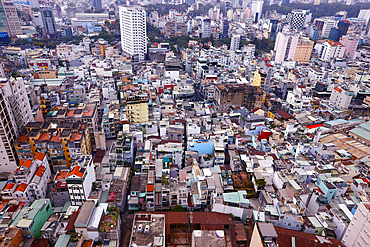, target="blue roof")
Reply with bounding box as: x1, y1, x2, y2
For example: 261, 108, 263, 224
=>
324, 119, 347, 126
189, 140, 214, 154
